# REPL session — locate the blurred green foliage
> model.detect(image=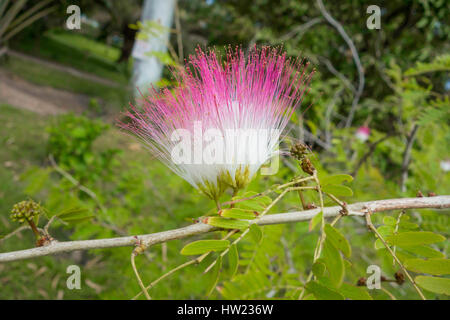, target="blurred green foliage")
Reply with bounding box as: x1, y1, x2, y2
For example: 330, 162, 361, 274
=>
47, 114, 119, 183
0, 0, 449, 300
